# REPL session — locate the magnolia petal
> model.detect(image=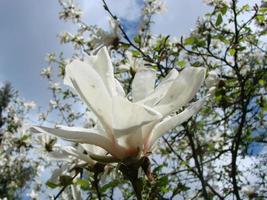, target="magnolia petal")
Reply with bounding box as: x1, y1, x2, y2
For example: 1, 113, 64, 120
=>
148, 98, 206, 148
80, 143, 103, 154
112, 96, 162, 137
56, 125, 104, 134
138, 69, 179, 106
118, 127, 143, 156
64, 59, 114, 139
115, 79, 126, 97
132, 69, 156, 102
154, 67, 206, 116
64, 146, 94, 165
32, 126, 125, 159
84, 47, 117, 96
48, 149, 72, 161
90, 154, 121, 163
48, 165, 69, 184
142, 121, 161, 153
